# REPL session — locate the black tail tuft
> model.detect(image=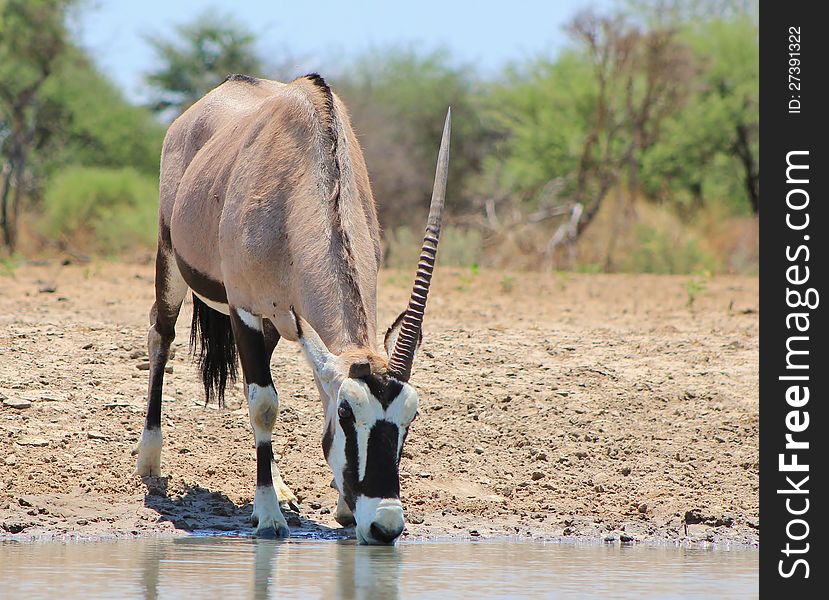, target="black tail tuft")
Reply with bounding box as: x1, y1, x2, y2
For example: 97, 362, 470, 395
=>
190, 294, 237, 407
